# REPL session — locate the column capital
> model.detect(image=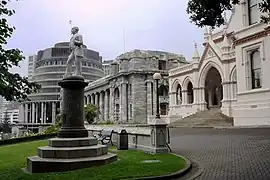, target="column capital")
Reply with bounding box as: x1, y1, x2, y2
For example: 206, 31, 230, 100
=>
145, 80, 154, 83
